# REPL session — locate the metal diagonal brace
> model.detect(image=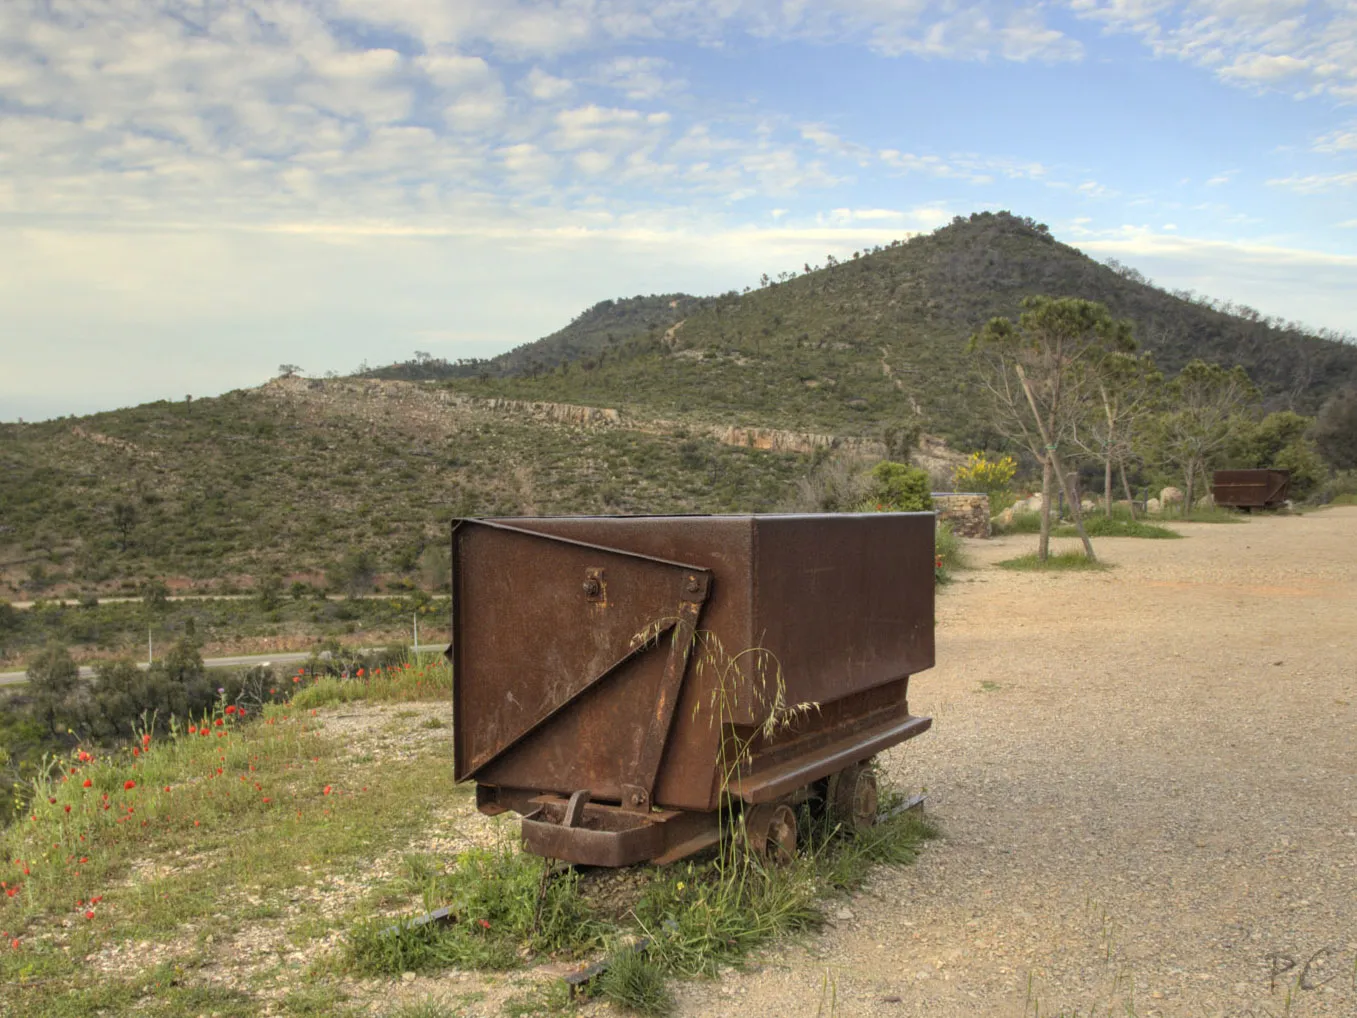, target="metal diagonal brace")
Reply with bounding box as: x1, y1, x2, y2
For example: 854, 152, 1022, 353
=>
619, 572, 710, 813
